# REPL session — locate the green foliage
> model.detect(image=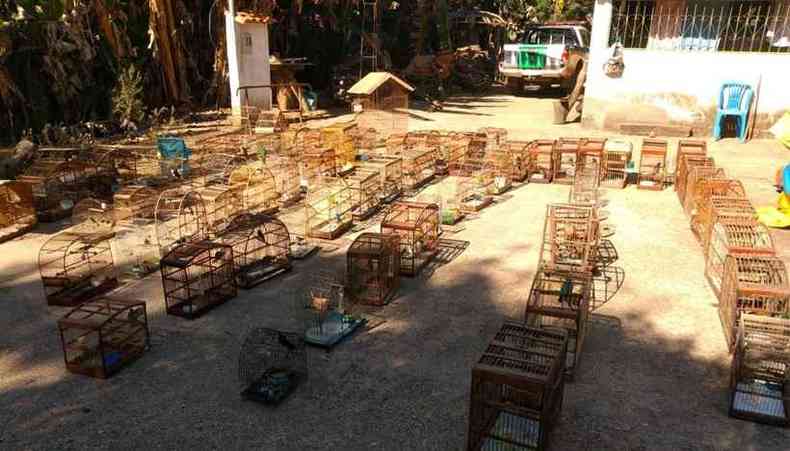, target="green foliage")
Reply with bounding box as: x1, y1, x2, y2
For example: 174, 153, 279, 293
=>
112, 65, 145, 125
